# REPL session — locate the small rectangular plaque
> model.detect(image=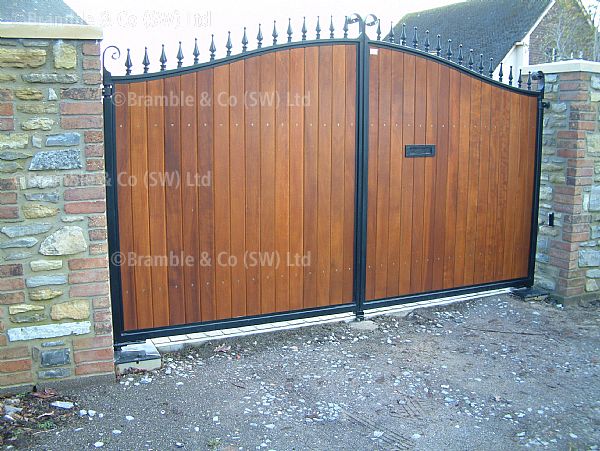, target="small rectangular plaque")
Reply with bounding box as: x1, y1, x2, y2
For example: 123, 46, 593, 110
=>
405, 144, 436, 158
